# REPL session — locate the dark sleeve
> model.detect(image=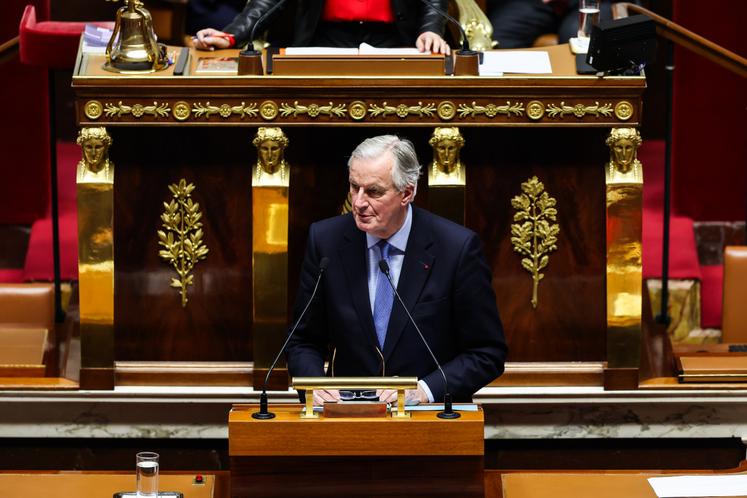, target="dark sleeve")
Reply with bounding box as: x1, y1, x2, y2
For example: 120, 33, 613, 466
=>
422, 232, 508, 401
222, 0, 282, 47
419, 0, 449, 36
285, 223, 328, 379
